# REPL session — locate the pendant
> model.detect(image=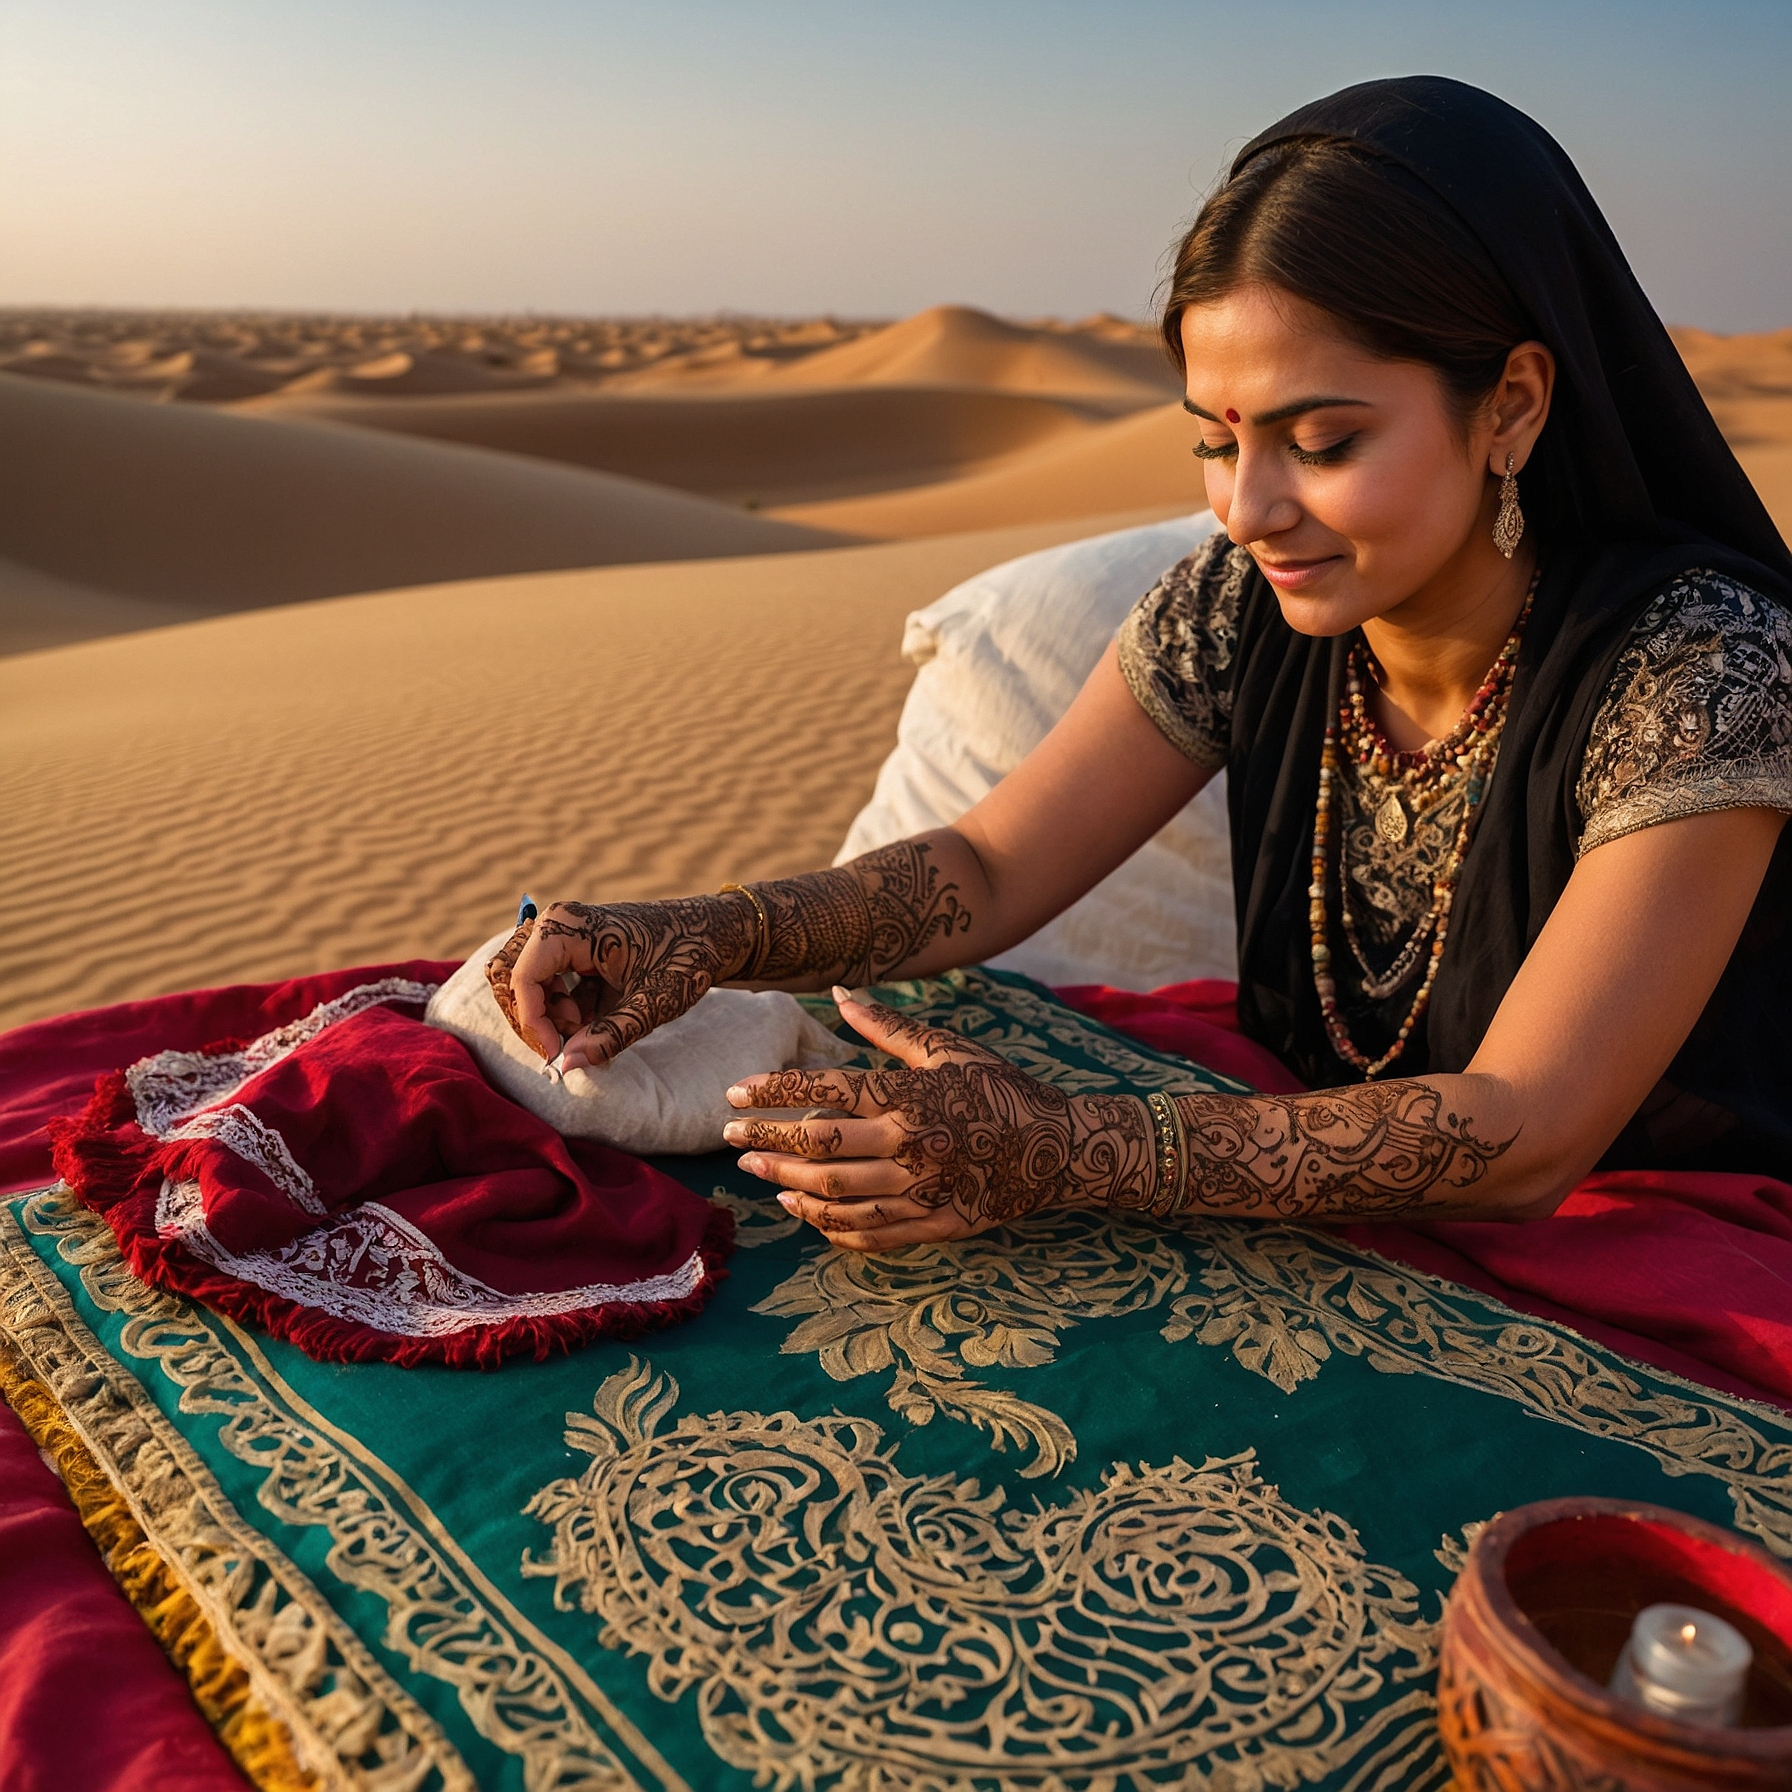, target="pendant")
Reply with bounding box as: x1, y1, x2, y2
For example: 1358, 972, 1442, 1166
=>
1375, 789, 1410, 845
